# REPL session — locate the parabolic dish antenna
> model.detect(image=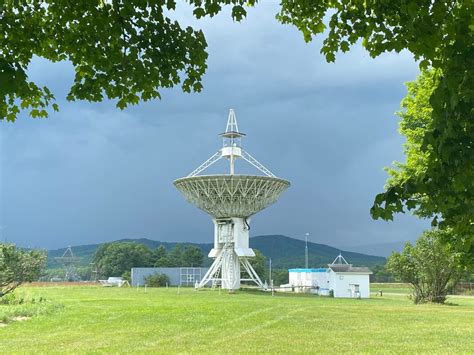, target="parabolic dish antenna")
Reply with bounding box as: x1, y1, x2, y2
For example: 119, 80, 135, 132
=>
174, 109, 290, 290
